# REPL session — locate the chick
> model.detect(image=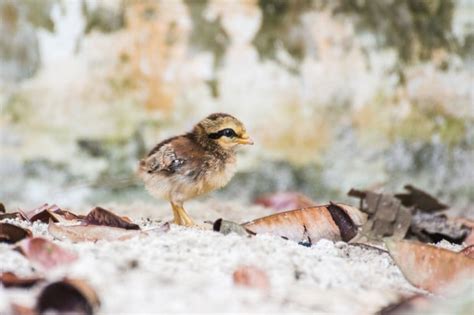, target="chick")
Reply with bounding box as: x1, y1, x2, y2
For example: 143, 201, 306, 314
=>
138, 113, 253, 226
